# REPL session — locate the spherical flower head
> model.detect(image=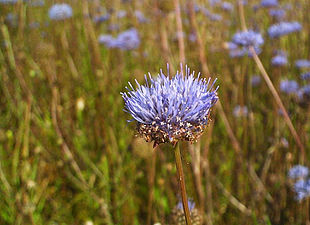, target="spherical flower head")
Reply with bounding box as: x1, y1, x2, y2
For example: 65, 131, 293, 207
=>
298, 85, 310, 102
98, 34, 118, 48
48, 4, 73, 21
268, 22, 302, 38
221, 2, 234, 11
115, 28, 140, 50
260, 0, 278, 7
301, 72, 310, 81
251, 75, 261, 87
172, 199, 202, 224
232, 30, 264, 47
271, 54, 287, 66
294, 179, 310, 201
269, 9, 286, 20
295, 59, 310, 69
288, 165, 309, 179
121, 64, 219, 147
280, 80, 299, 94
